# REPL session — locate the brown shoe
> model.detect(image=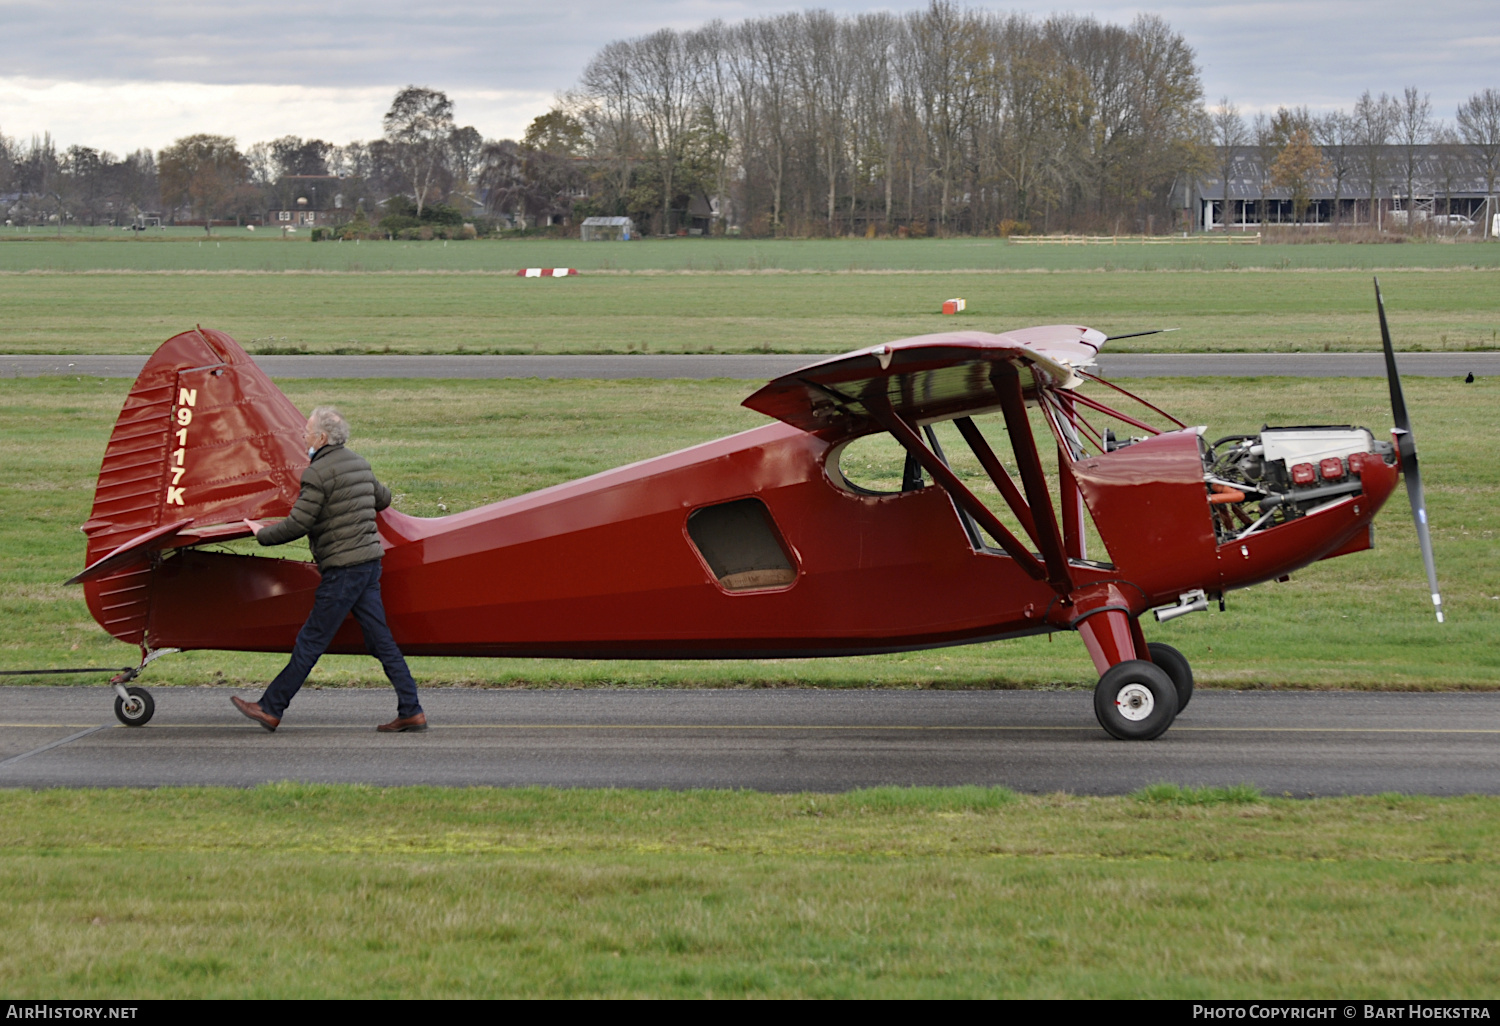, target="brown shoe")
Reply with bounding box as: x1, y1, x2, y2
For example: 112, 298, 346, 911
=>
377, 712, 427, 733
231, 696, 280, 732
